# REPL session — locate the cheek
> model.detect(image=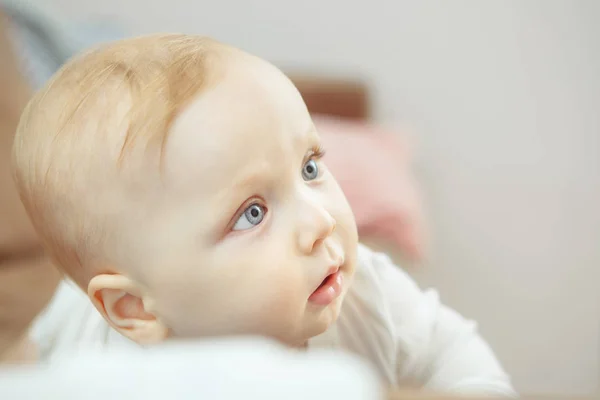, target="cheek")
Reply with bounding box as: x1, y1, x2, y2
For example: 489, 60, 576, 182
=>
156, 246, 308, 337
210, 247, 309, 332
150, 266, 214, 332
213, 245, 308, 306
247, 271, 306, 323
